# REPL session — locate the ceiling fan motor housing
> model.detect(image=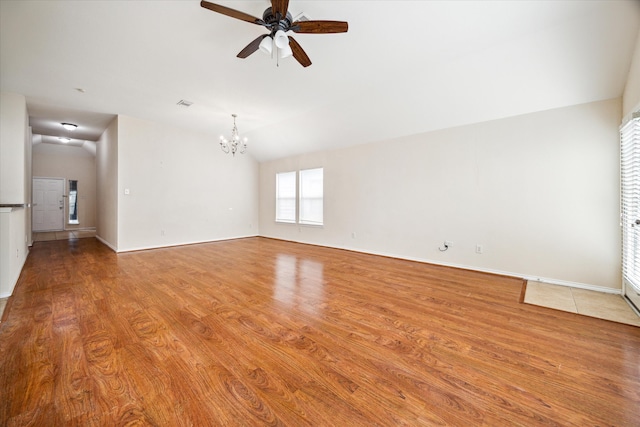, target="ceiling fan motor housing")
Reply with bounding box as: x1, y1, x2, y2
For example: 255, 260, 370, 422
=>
262, 7, 293, 34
